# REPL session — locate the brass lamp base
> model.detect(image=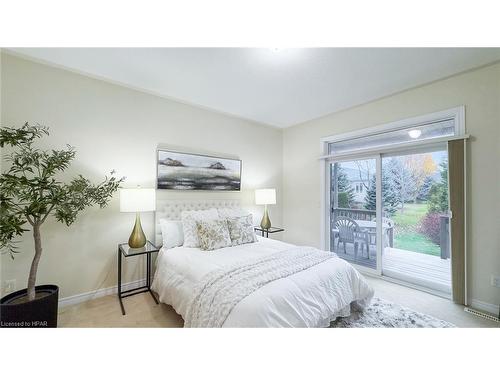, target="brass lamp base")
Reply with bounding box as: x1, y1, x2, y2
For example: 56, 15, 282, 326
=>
260, 205, 272, 230
128, 213, 146, 248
